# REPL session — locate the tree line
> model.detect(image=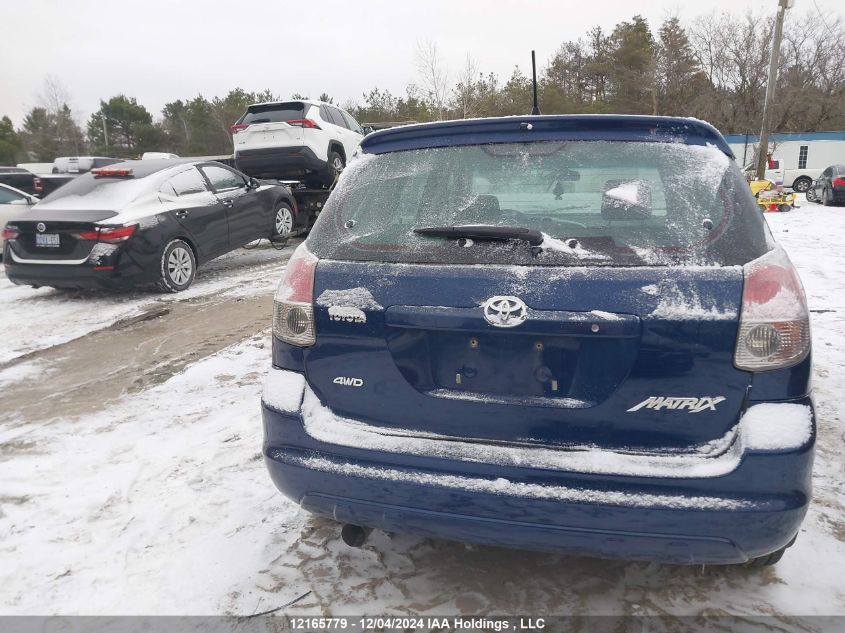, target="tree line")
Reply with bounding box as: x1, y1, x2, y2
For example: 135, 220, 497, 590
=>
1, 10, 842, 165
